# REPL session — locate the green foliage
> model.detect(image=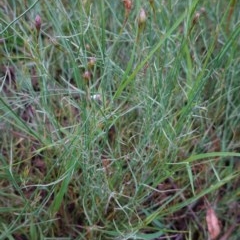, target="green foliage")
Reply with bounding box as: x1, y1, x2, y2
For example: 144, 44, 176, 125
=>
0, 0, 240, 239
